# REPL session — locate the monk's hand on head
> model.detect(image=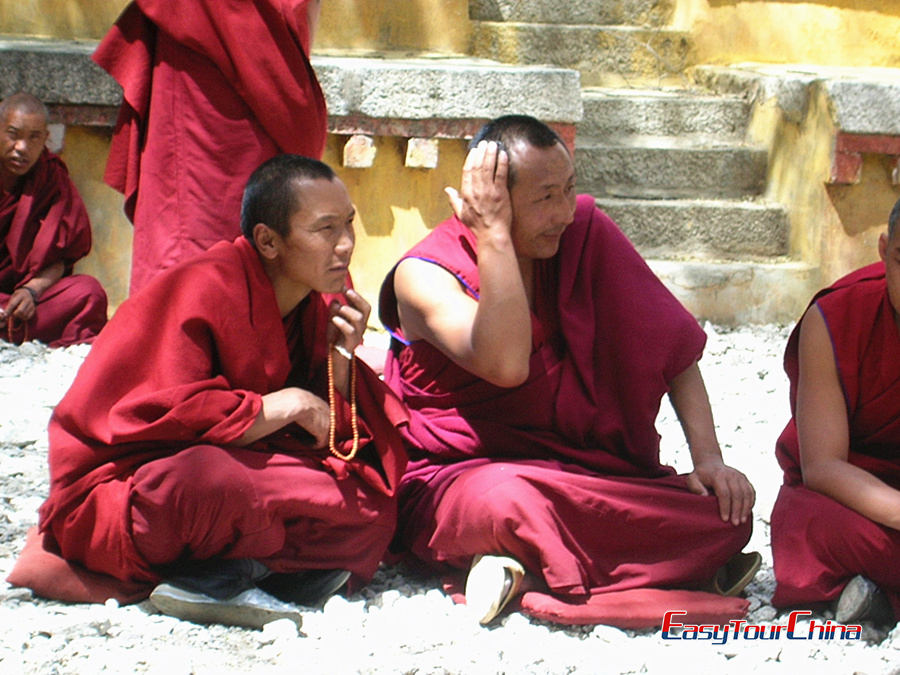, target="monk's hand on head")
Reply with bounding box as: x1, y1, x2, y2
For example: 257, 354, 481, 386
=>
446, 140, 513, 238
328, 288, 371, 358
685, 456, 756, 527
6, 287, 37, 323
